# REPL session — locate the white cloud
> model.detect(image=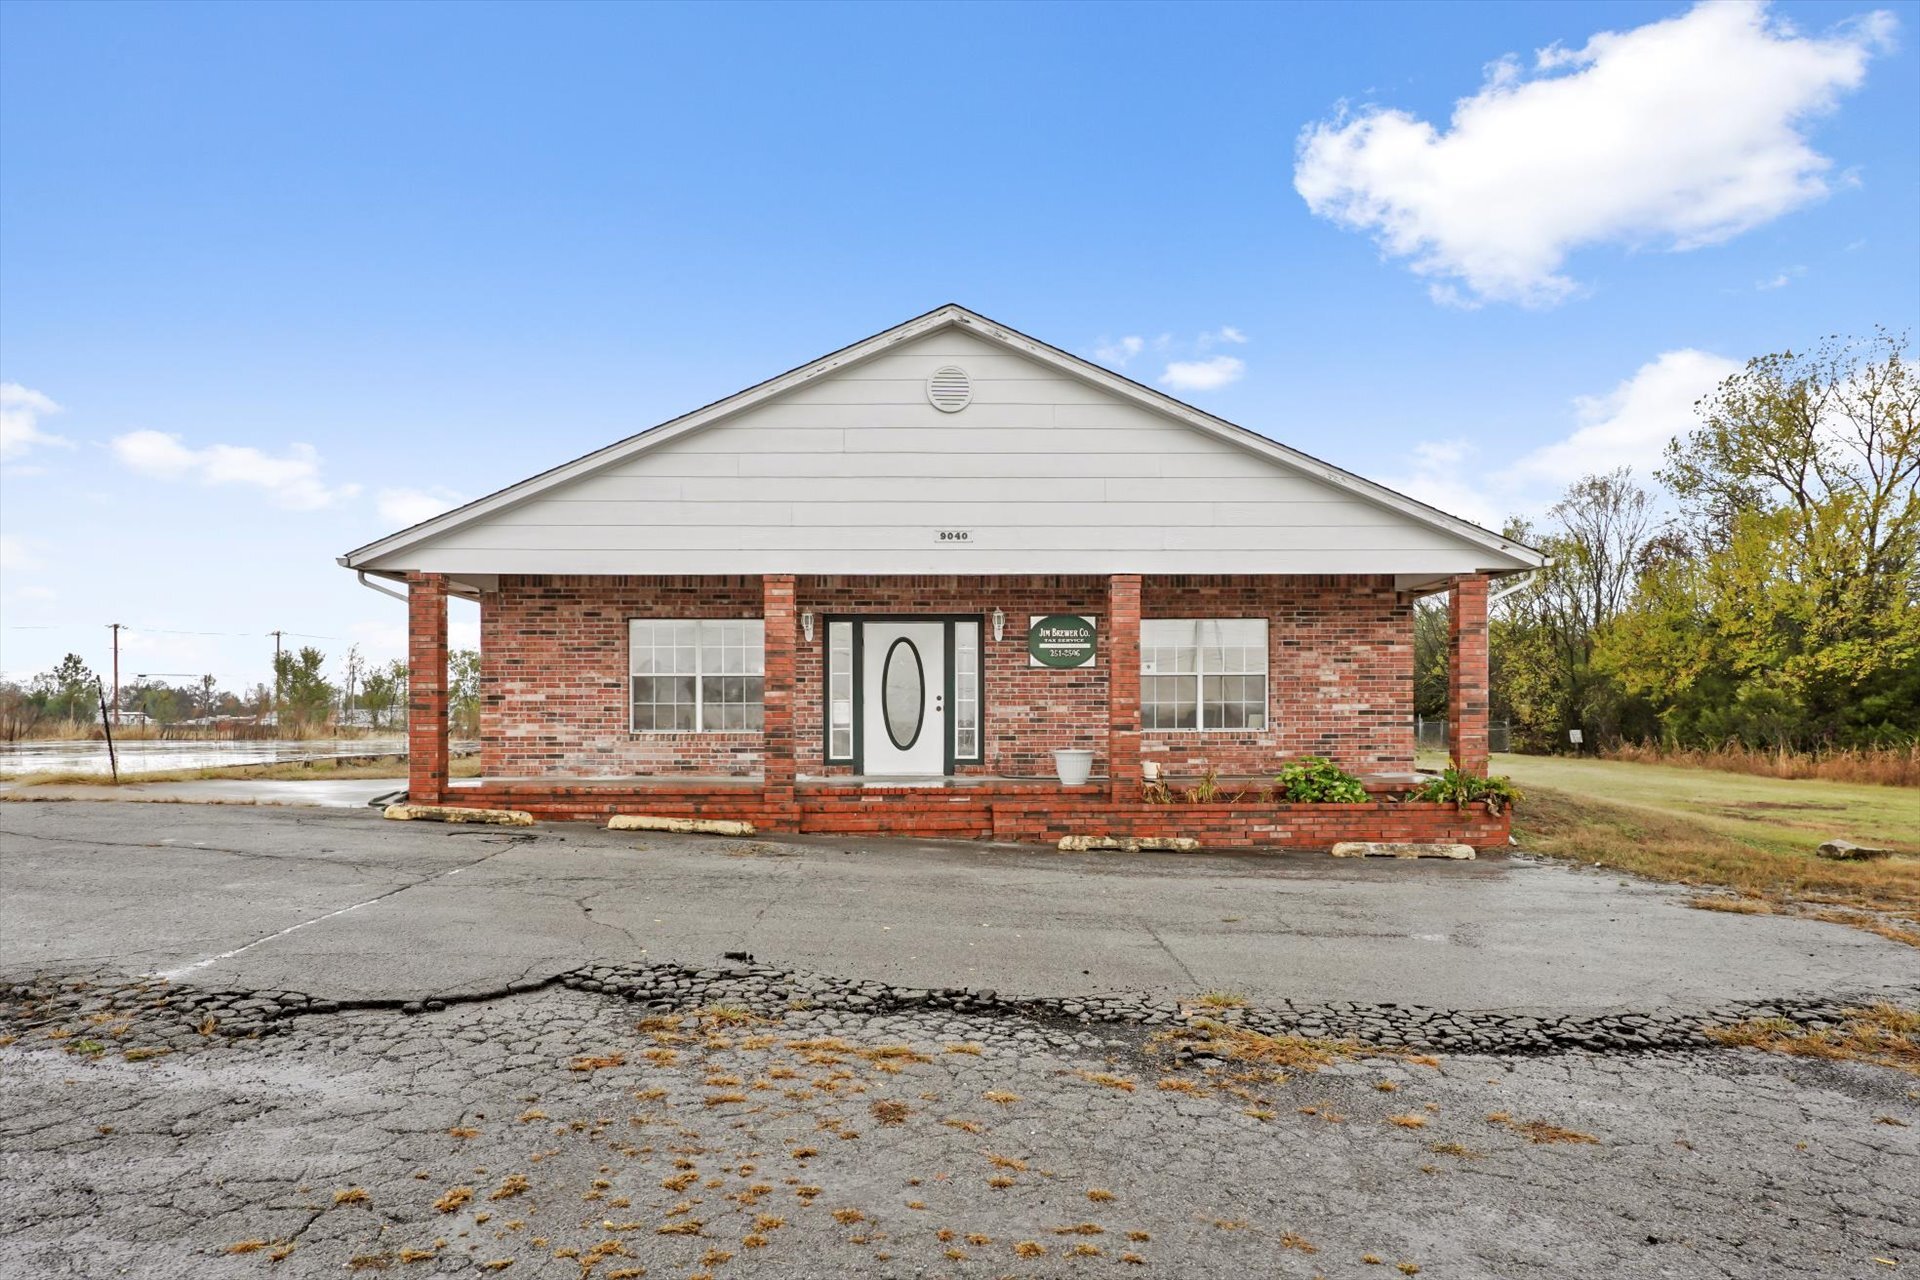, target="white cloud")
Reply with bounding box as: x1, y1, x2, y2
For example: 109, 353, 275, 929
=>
1383, 348, 1740, 525
1200, 326, 1248, 348
377, 486, 467, 527
1508, 349, 1743, 487
1159, 356, 1245, 392
110, 430, 361, 510
1, 383, 72, 462
1294, 2, 1895, 306
1754, 265, 1807, 290
0, 533, 43, 572
1093, 335, 1145, 368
